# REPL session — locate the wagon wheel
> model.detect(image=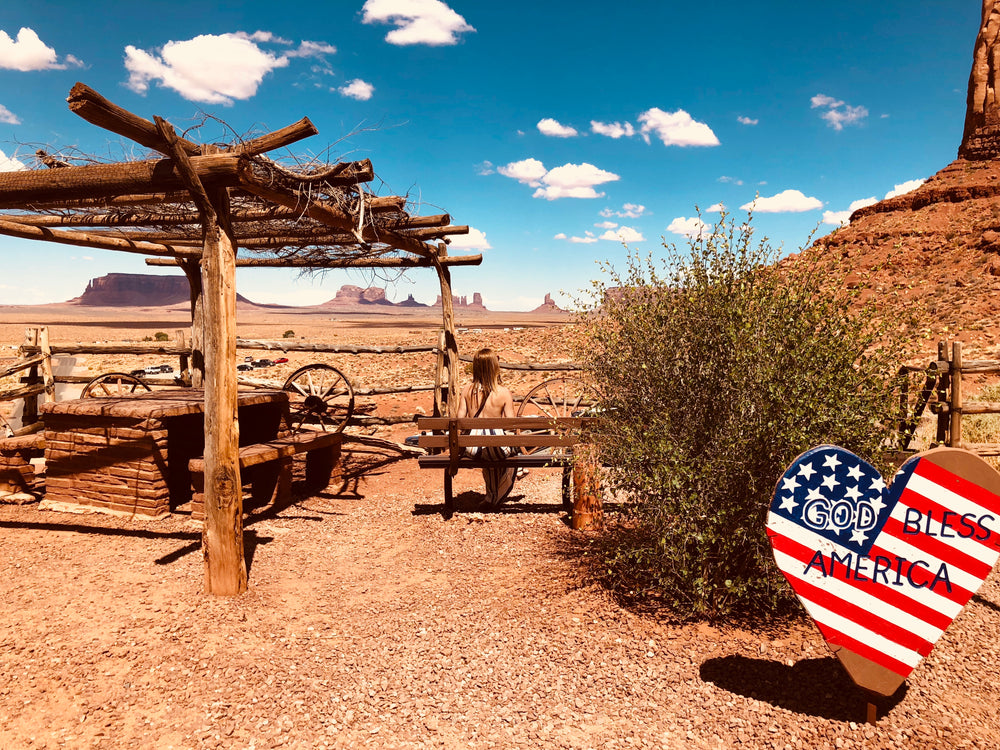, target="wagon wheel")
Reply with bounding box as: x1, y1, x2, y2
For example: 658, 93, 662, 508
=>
516, 376, 600, 455
282, 364, 355, 433
81, 372, 152, 398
